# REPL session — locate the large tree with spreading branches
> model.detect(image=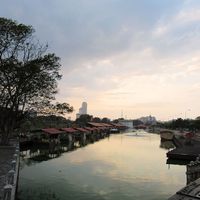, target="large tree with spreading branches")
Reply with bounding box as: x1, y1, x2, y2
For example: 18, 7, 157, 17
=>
0, 18, 73, 144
